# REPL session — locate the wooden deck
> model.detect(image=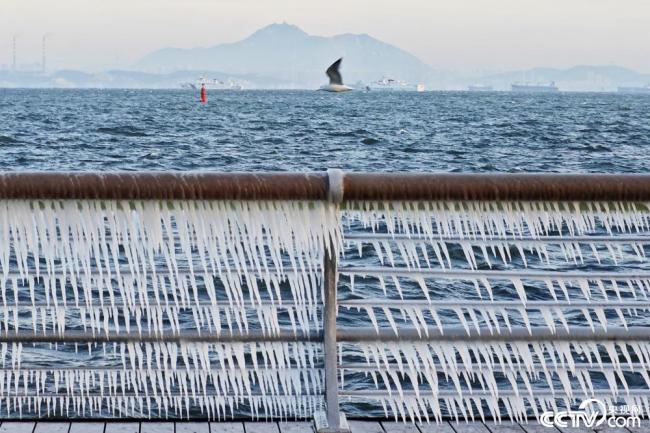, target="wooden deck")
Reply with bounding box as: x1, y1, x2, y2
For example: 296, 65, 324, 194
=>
0, 421, 643, 433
